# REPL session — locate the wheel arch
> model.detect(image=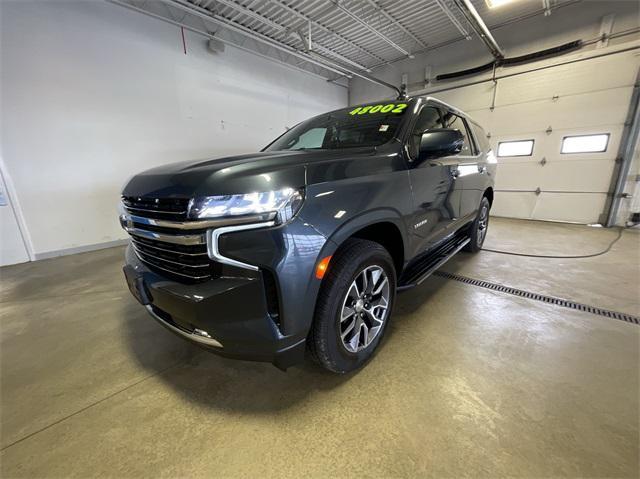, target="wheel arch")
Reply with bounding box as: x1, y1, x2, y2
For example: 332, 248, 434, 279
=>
483, 186, 494, 207
325, 209, 408, 275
